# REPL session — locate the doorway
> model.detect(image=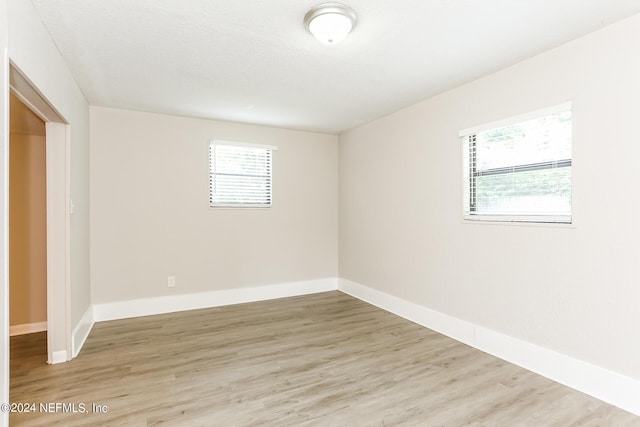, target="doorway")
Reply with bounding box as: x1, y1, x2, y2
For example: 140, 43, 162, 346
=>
8, 93, 47, 353
9, 64, 71, 364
